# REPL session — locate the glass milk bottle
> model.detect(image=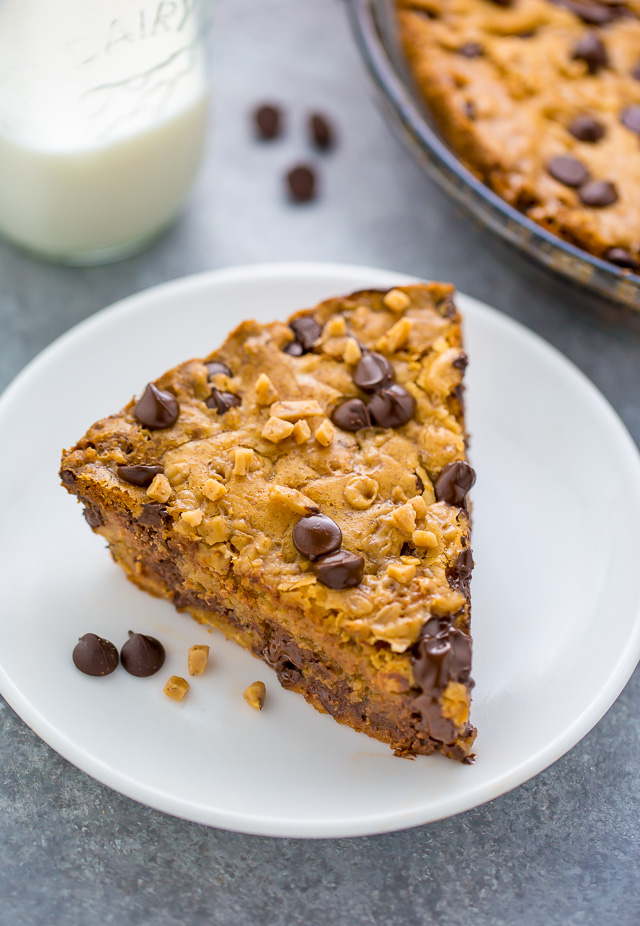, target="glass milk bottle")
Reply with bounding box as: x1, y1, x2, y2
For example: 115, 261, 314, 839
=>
0, 0, 210, 264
